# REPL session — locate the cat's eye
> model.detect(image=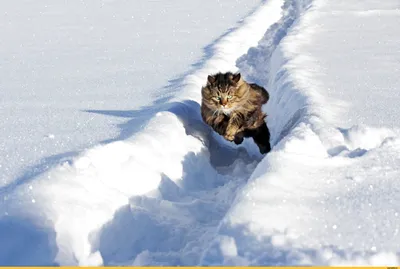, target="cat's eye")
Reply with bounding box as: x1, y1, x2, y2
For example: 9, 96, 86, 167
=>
213, 96, 221, 101
227, 95, 233, 99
